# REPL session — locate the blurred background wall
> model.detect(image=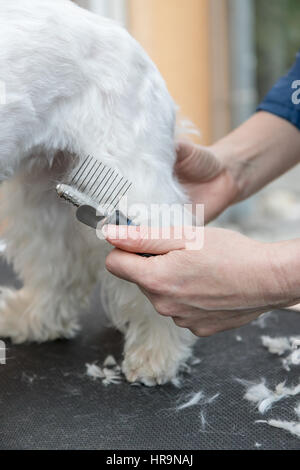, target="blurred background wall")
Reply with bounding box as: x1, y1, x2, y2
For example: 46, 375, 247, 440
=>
74, 0, 300, 142
73, 0, 300, 238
